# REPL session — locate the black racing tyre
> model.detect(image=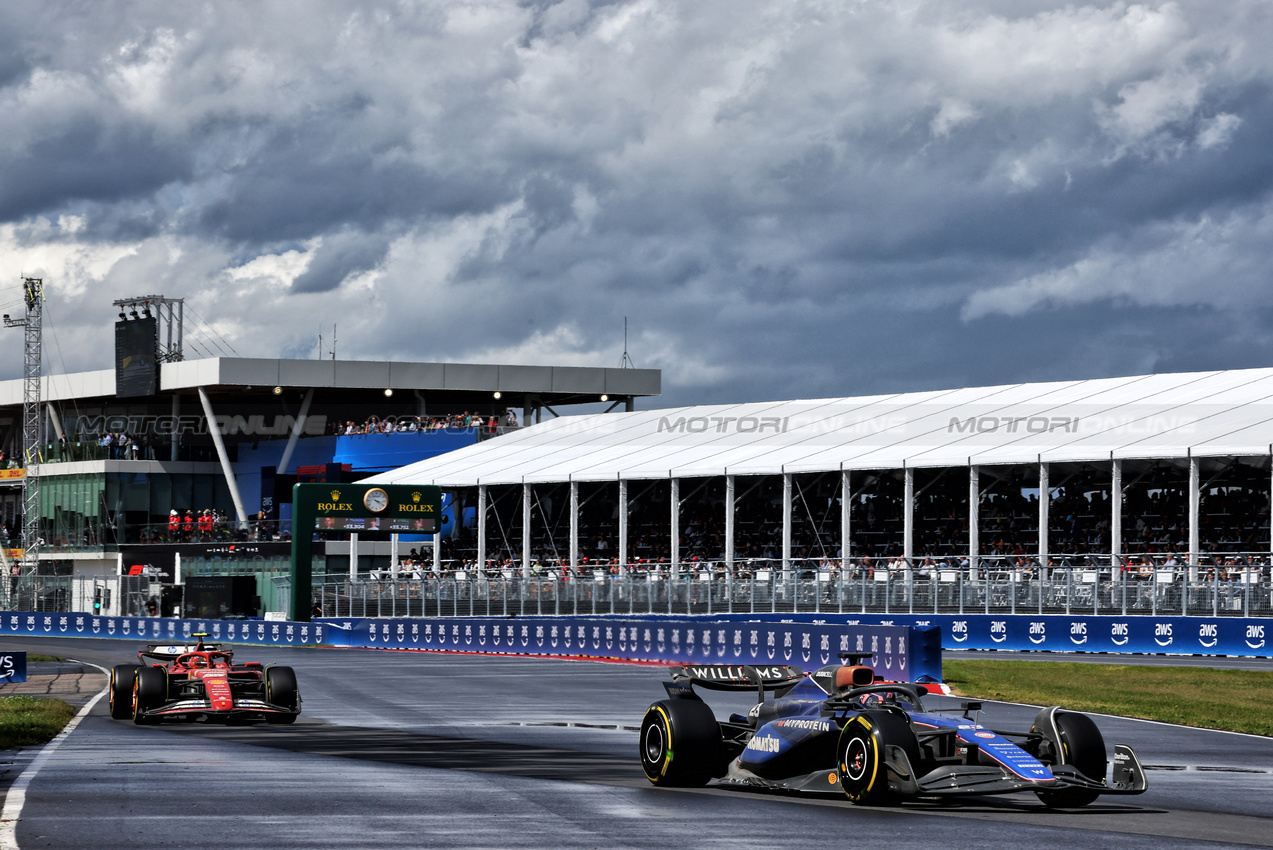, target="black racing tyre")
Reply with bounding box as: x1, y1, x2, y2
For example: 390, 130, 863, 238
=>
132, 667, 166, 725
1032, 709, 1107, 808
109, 665, 141, 720
639, 699, 721, 787
837, 710, 921, 806
265, 666, 300, 723
265, 666, 299, 709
